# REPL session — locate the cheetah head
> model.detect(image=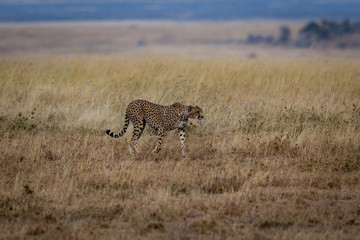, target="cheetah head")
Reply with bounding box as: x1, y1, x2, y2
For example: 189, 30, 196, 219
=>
188, 106, 203, 120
